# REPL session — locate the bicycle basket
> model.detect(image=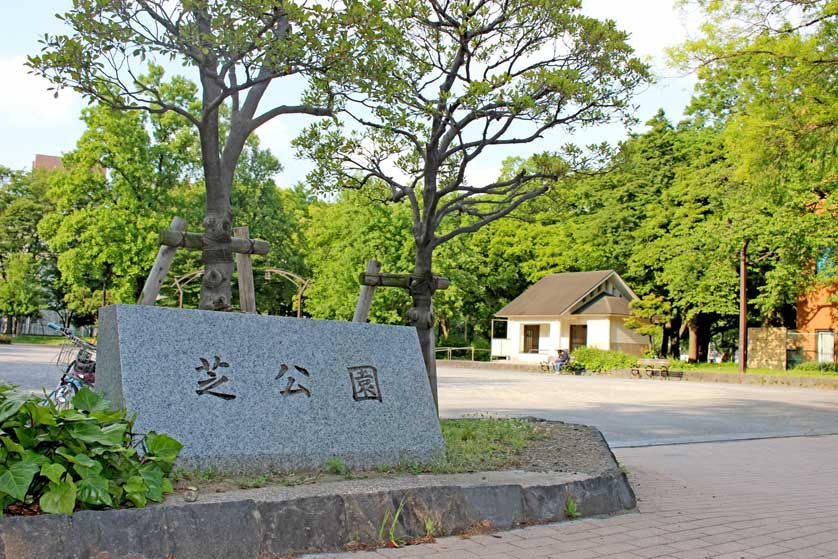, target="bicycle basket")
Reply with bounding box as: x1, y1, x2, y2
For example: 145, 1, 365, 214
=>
72, 358, 96, 385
